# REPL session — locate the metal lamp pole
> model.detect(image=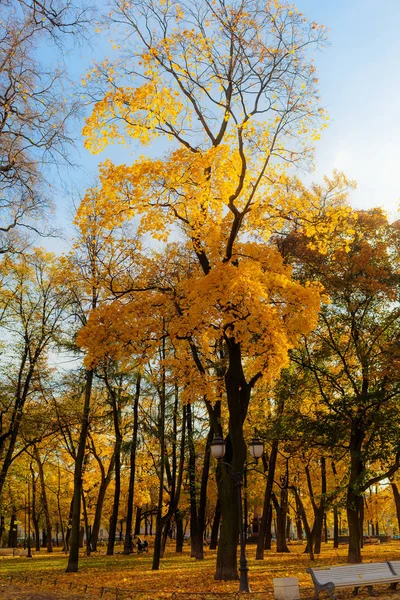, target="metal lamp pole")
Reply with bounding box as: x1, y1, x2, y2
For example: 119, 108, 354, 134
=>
210, 436, 264, 594
236, 470, 250, 593
27, 477, 32, 558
